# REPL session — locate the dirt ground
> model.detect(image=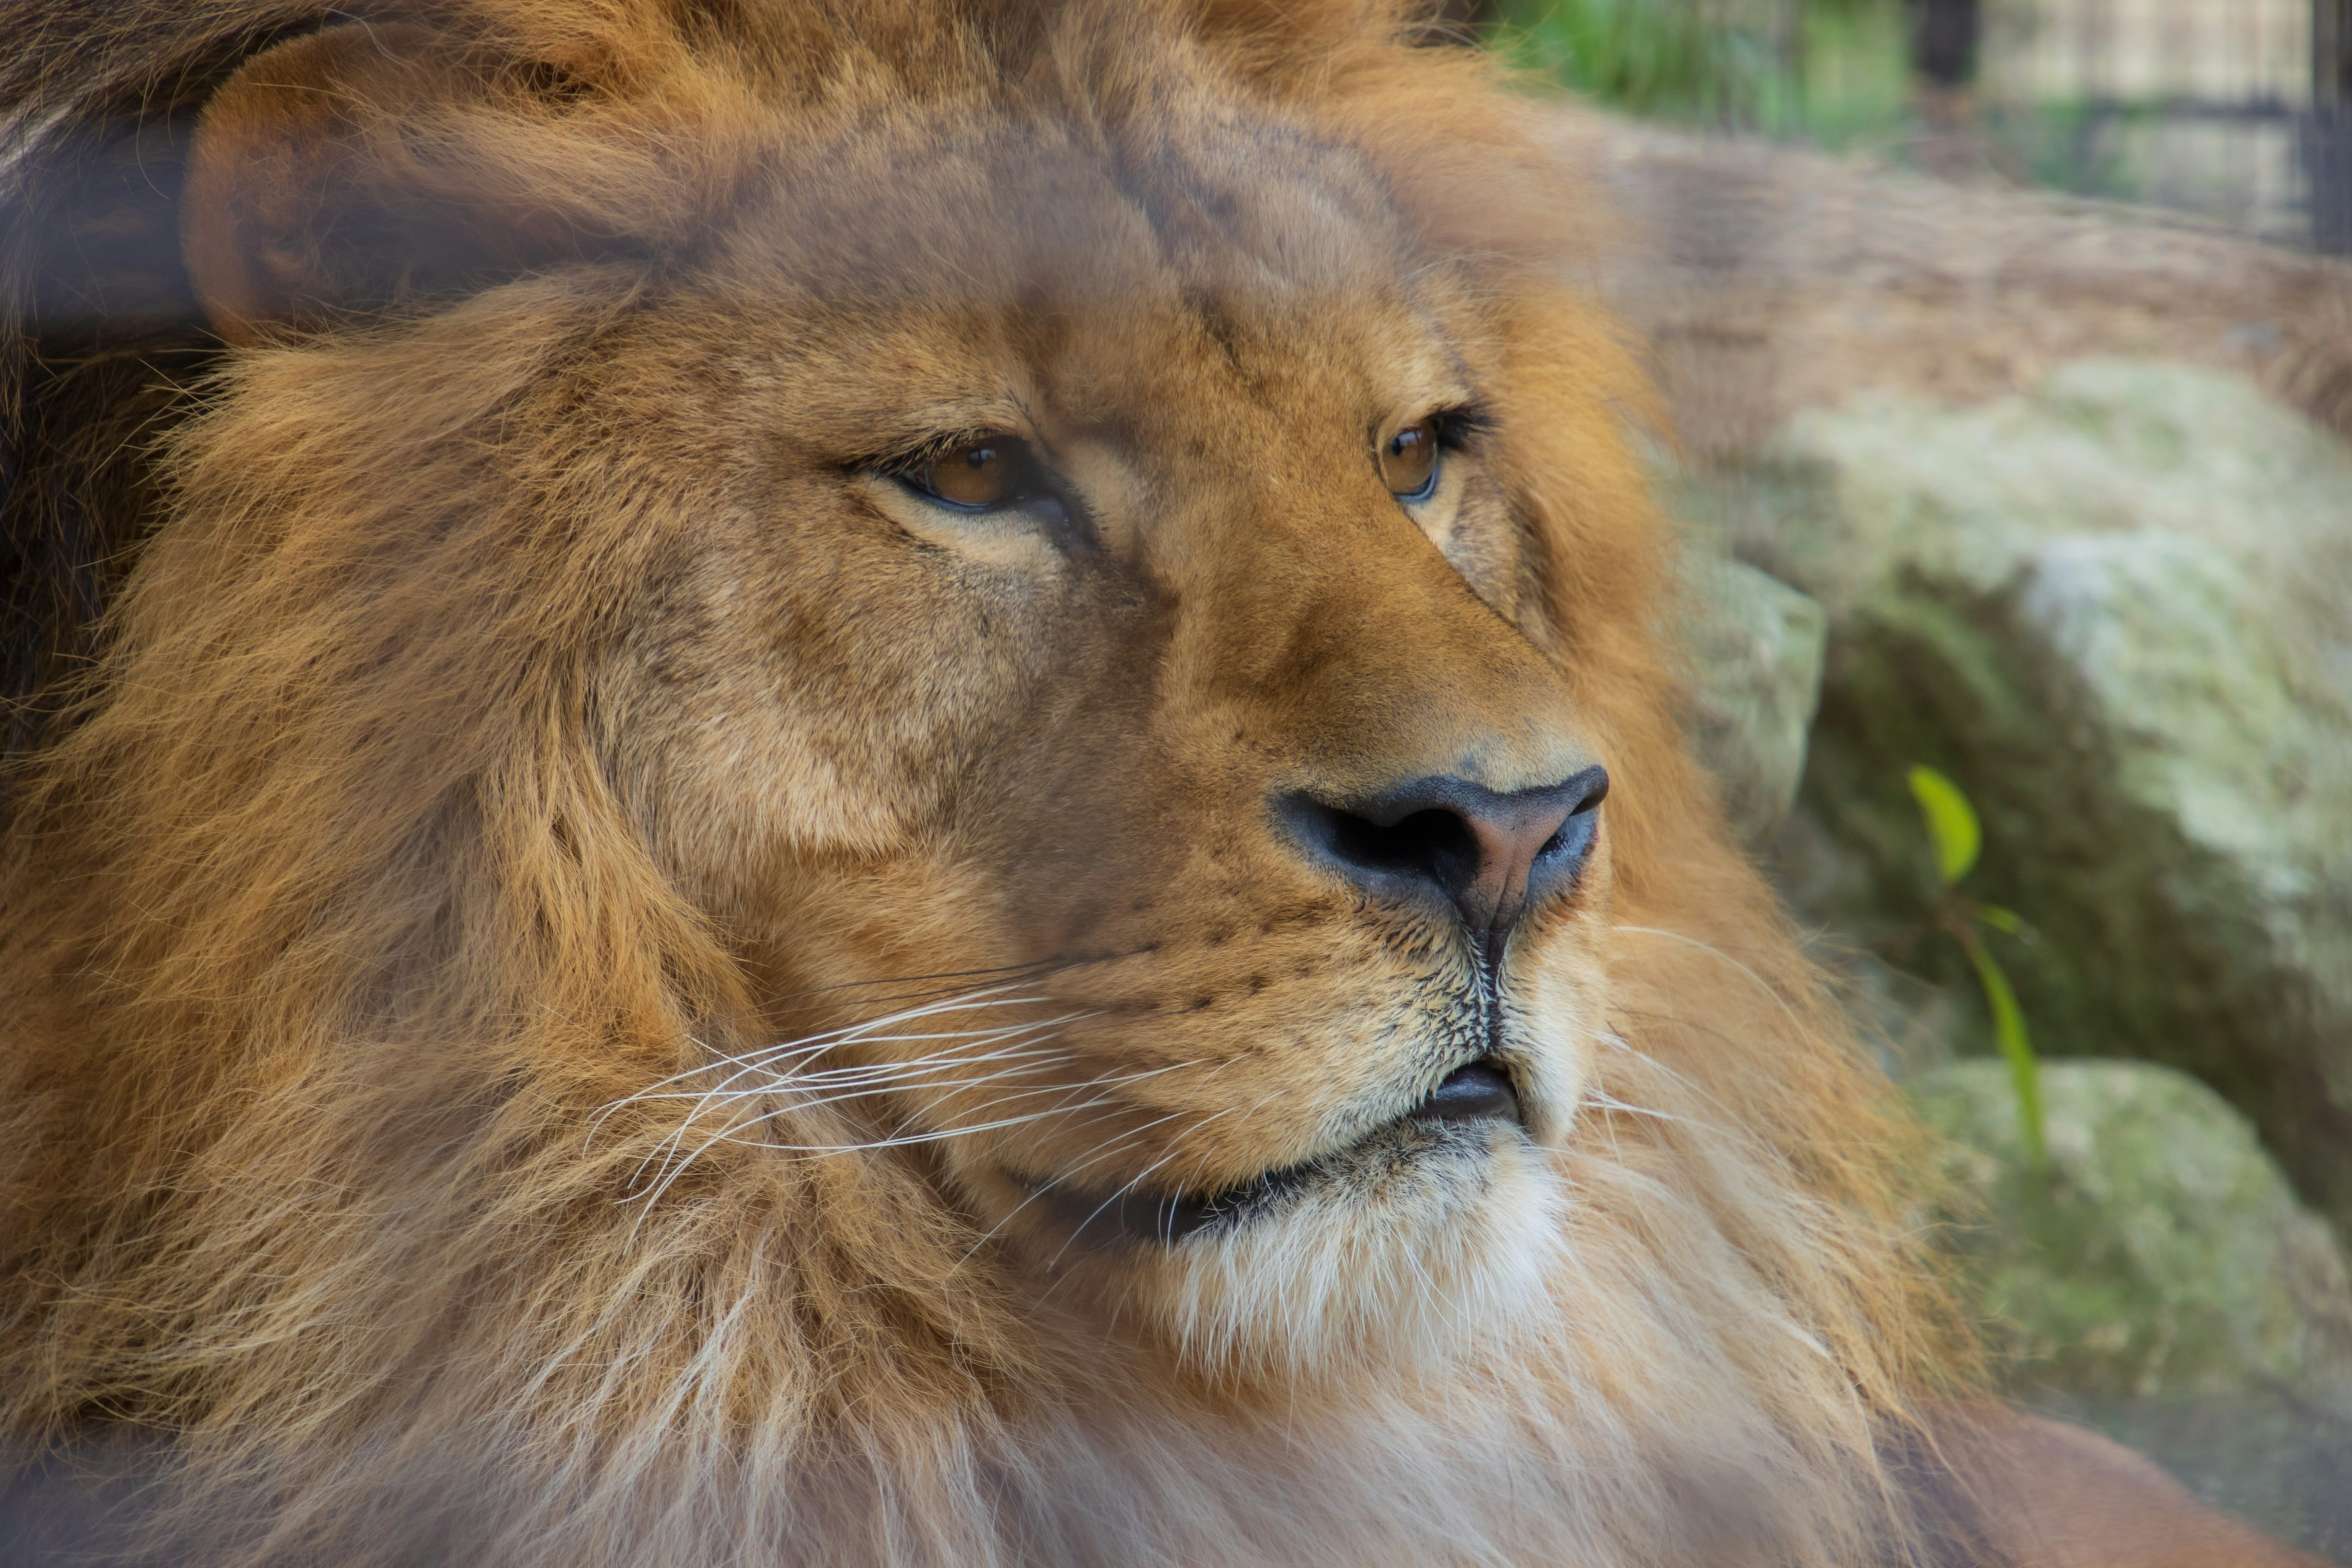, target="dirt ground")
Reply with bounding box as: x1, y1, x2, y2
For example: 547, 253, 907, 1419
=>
1556, 112, 2352, 463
